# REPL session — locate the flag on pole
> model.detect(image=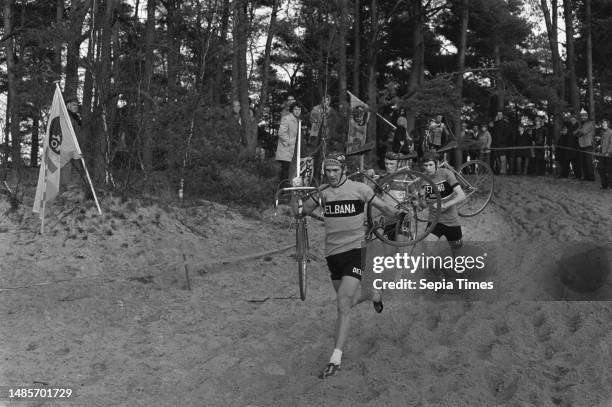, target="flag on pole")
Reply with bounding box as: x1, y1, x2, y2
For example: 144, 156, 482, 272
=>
33, 85, 82, 217
346, 91, 375, 156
